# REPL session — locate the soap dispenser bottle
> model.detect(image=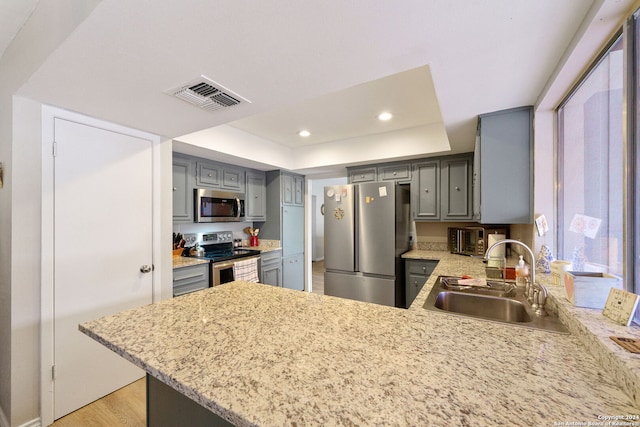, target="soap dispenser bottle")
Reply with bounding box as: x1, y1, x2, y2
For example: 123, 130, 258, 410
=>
515, 255, 529, 286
